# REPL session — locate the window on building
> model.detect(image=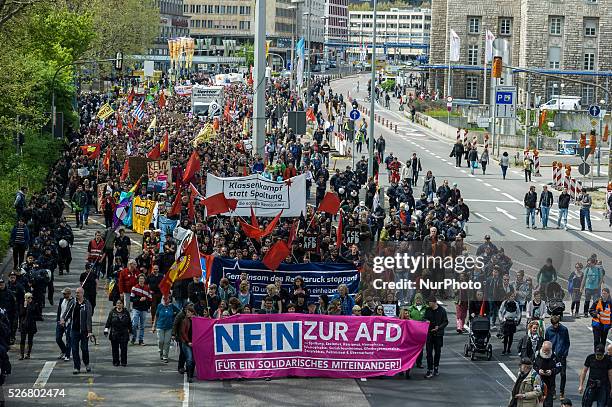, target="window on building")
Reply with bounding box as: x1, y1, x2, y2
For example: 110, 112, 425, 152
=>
467, 45, 479, 65
466, 76, 478, 99
468, 17, 481, 34
499, 18, 512, 35
584, 52, 596, 70
549, 17, 562, 35
548, 46, 561, 69
584, 18, 597, 36
582, 84, 595, 105
546, 80, 560, 100
196, 5, 201, 13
